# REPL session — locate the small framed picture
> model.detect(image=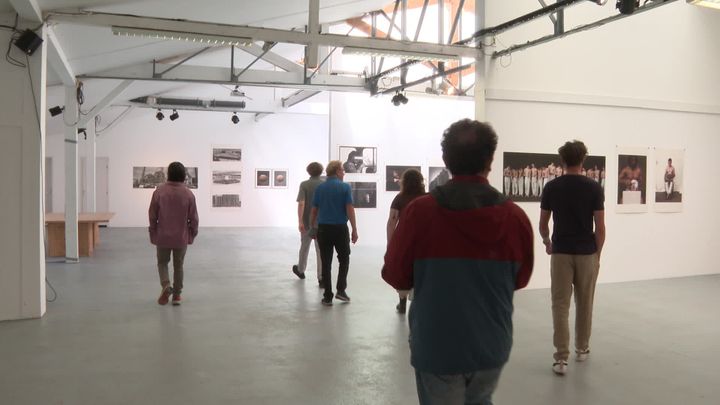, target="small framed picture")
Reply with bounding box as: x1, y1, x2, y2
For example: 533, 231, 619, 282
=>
272, 169, 288, 188
255, 169, 271, 188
